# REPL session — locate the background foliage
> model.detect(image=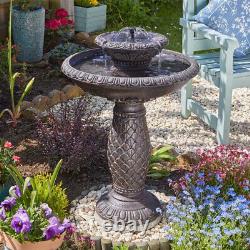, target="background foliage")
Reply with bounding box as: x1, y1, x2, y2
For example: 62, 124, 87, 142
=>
103, 0, 183, 52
